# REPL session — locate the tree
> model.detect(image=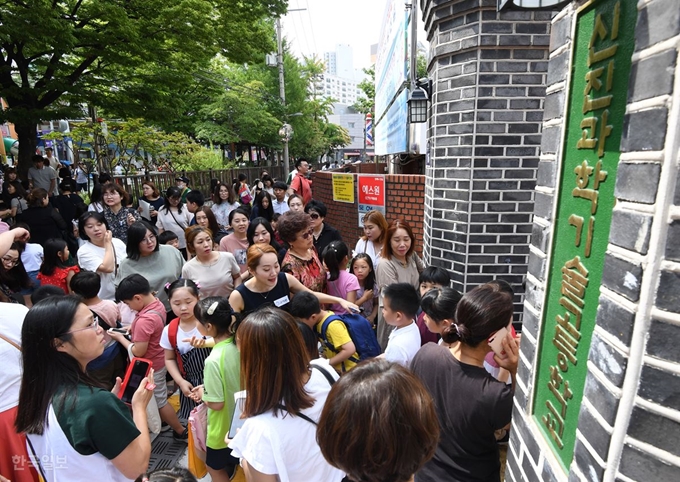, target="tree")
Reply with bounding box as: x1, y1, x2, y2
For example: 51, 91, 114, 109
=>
353, 66, 375, 116
0, 0, 286, 177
